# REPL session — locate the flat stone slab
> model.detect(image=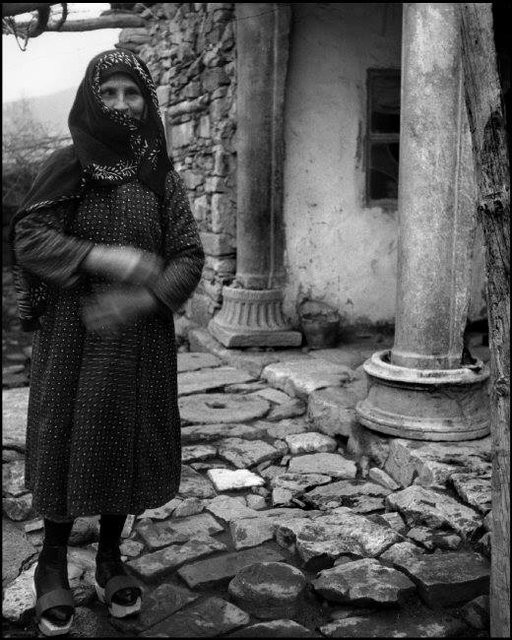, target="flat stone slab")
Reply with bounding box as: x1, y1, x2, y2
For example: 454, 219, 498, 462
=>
307, 387, 363, 437
275, 508, 400, 562
368, 468, 400, 491
449, 471, 492, 514
140, 497, 182, 520
2, 520, 37, 588
140, 596, 250, 637
263, 360, 355, 399
384, 438, 492, 489
284, 432, 337, 455
205, 495, 260, 522
178, 465, 217, 499
225, 619, 318, 637
3, 493, 34, 522
137, 513, 224, 549
386, 550, 490, 608
271, 473, 332, 493
127, 535, 227, 582
182, 445, 217, 463
258, 418, 311, 439
178, 367, 257, 396
177, 352, 223, 372
250, 388, 293, 404
302, 480, 391, 513
218, 438, 281, 468
385, 485, 483, 539
312, 558, 415, 606
2, 563, 37, 622
110, 583, 199, 635
288, 453, 357, 479
173, 497, 205, 518
318, 610, 468, 637
207, 468, 265, 491
182, 422, 268, 444
2, 387, 29, 451
228, 561, 307, 619
229, 517, 281, 550
379, 541, 425, 566
177, 546, 287, 589
179, 393, 270, 424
